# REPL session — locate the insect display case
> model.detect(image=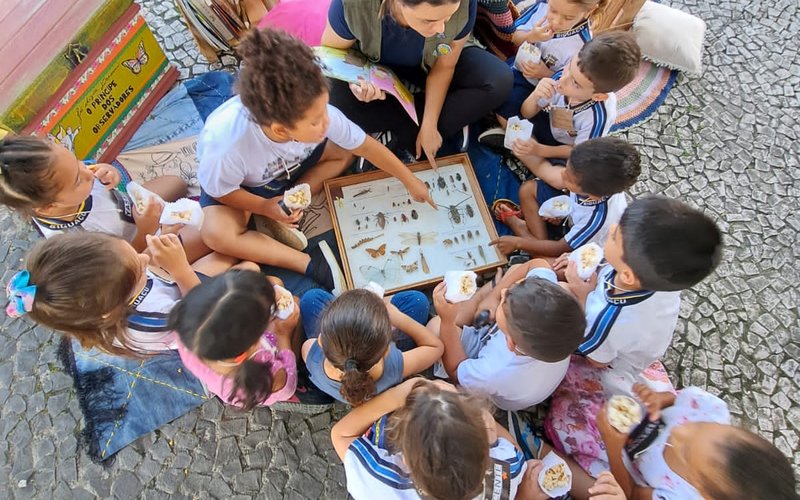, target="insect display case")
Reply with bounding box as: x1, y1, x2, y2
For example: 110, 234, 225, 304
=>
324, 153, 507, 294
